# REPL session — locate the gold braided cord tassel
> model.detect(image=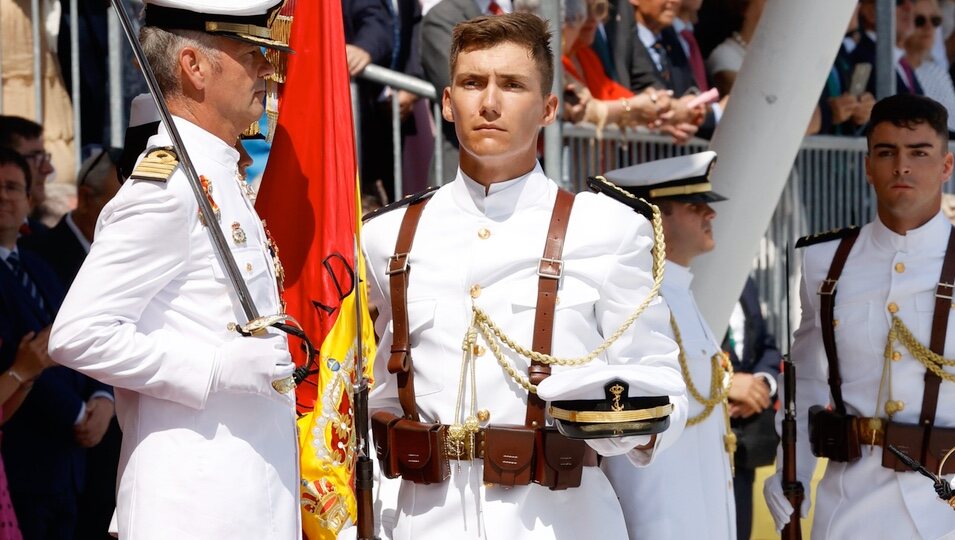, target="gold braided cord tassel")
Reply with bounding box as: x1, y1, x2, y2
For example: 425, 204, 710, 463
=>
467, 199, 668, 393
670, 316, 731, 426
889, 316, 955, 383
